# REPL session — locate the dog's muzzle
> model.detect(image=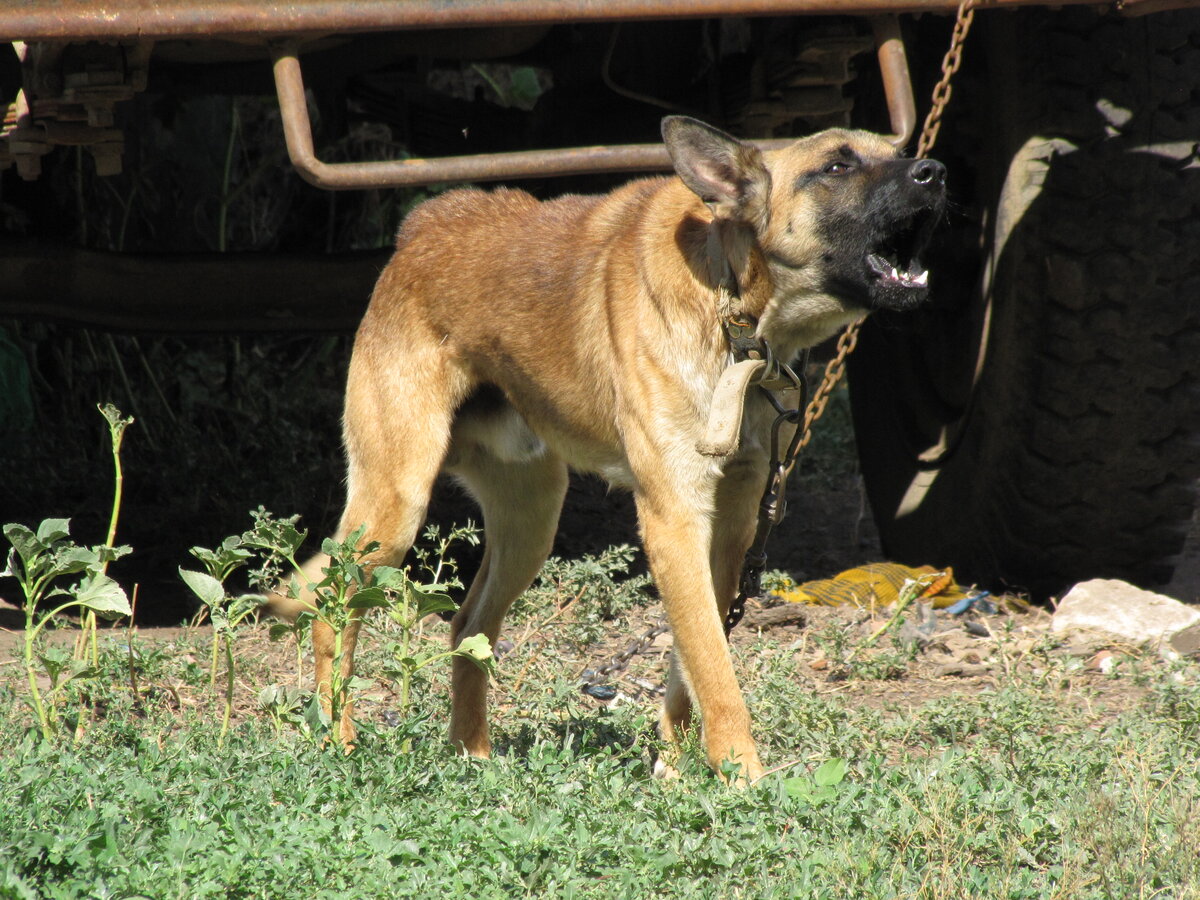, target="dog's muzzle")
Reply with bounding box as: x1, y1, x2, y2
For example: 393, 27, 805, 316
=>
864, 159, 946, 306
